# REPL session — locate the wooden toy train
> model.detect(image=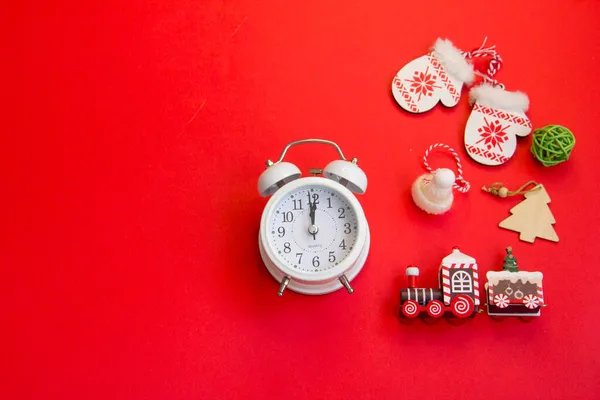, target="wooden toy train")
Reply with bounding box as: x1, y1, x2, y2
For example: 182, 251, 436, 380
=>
399, 247, 545, 319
